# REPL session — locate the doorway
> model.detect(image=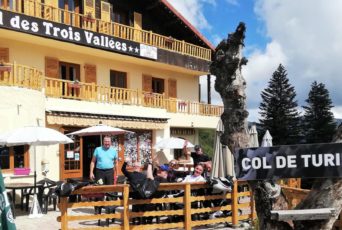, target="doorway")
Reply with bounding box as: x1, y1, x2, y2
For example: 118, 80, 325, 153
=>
82, 136, 100, 178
